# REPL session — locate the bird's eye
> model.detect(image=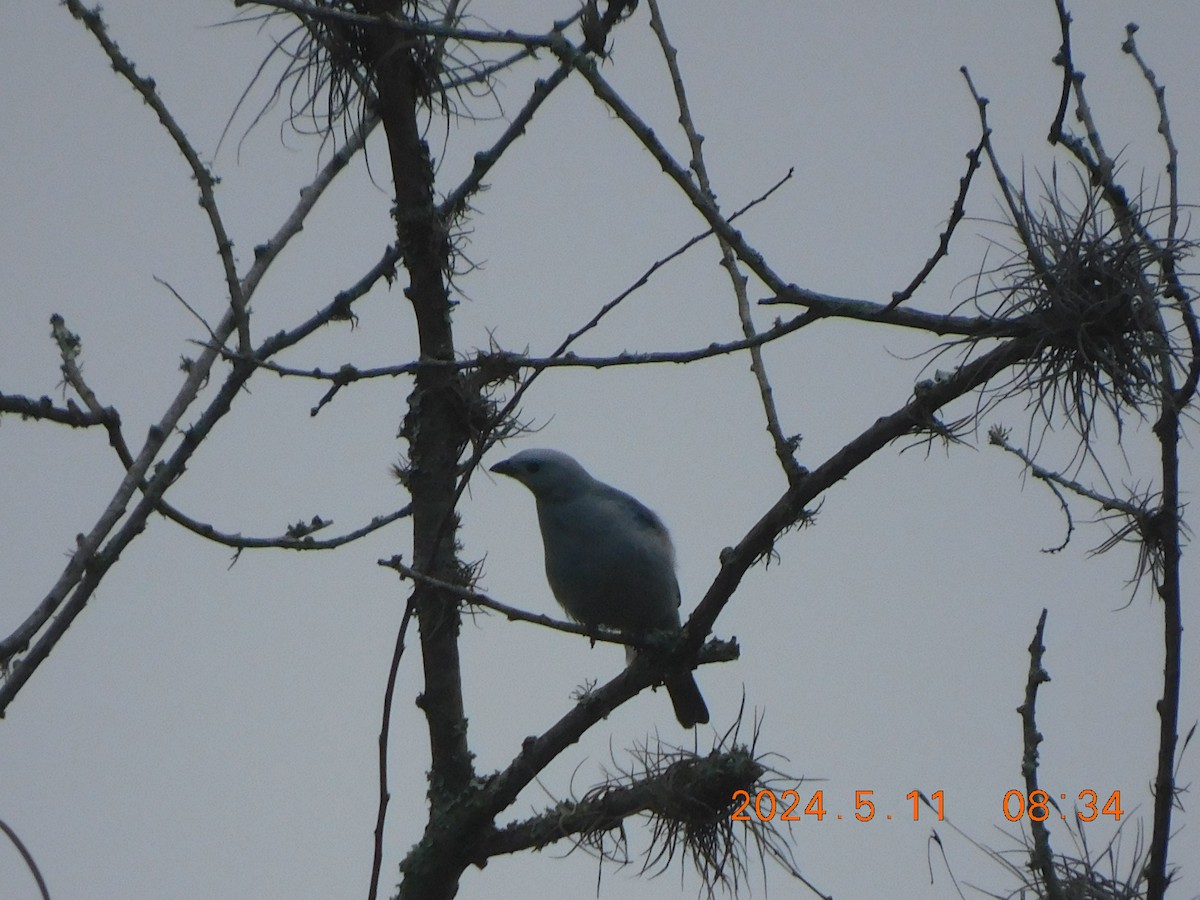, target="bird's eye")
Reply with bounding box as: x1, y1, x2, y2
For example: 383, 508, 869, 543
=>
525, 462, 541, 473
